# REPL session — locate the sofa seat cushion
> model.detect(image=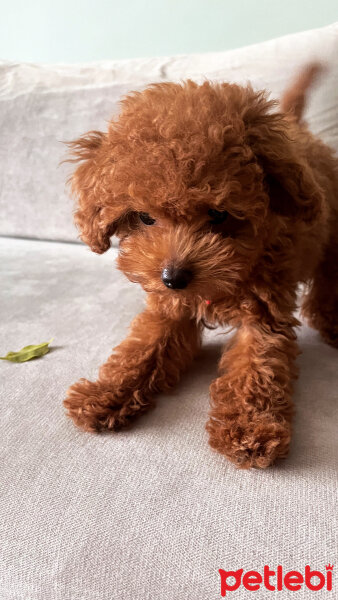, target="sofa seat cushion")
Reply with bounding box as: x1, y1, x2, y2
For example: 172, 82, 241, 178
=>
0, 237, 337, 599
